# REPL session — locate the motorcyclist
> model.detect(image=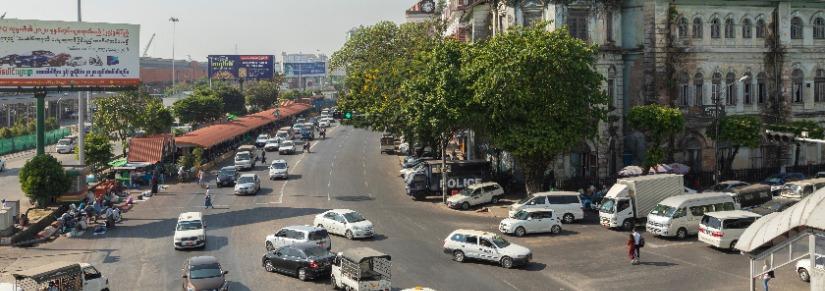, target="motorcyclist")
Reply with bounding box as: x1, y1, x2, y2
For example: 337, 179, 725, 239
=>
320, 128, 326, 139
304, 140, 311, 153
